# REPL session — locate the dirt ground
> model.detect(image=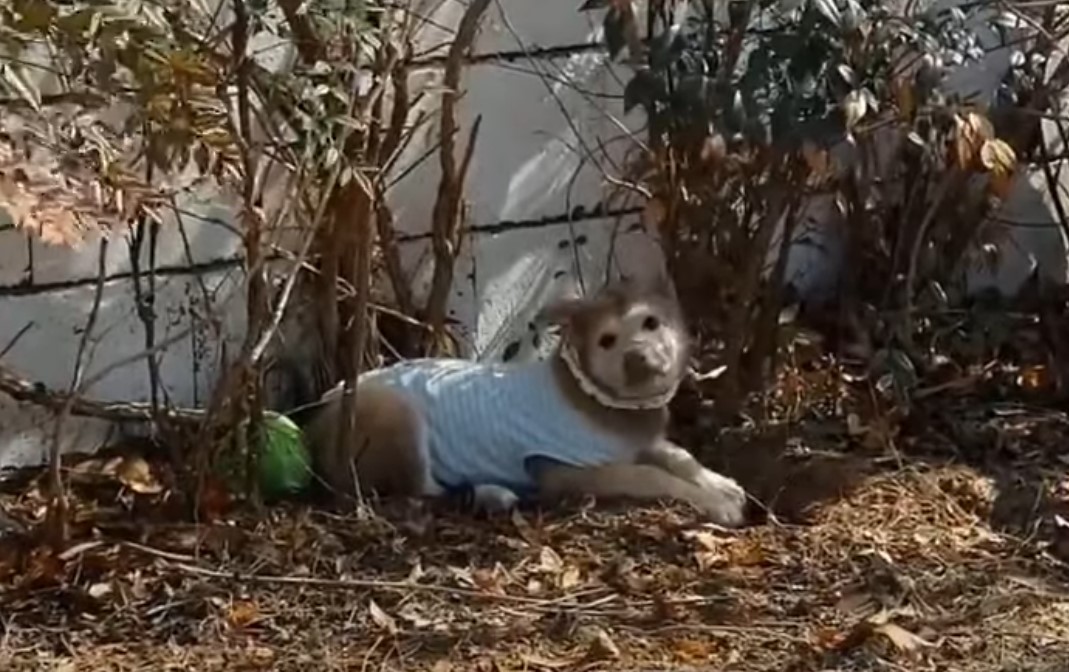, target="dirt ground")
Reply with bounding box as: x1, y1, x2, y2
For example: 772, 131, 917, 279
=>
1, 394, 1068, 671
